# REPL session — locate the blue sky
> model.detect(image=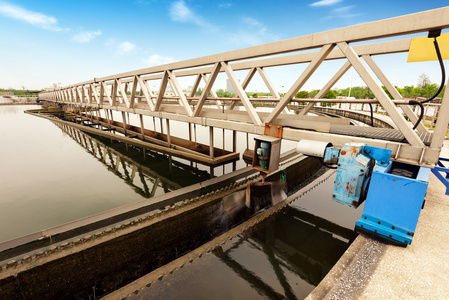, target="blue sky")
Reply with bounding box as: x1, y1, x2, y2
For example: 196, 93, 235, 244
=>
0, 0, 448, 92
